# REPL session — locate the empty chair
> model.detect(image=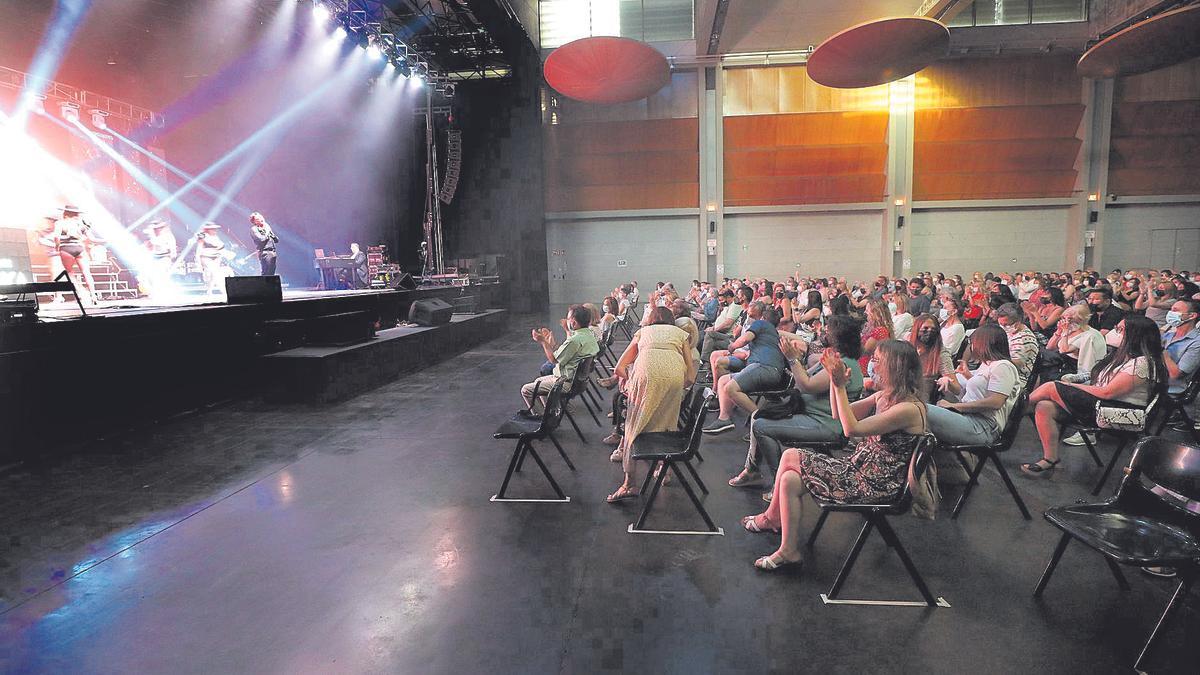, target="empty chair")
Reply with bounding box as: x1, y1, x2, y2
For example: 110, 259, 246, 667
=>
1152, 369, 1200, 444
1061, 394, 1161, 495
626, 390, 722, 535
805, 434, 949, 607
490, 380, 574, 503
940, 393, 1032, 520
1032, 436, 1200, 672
